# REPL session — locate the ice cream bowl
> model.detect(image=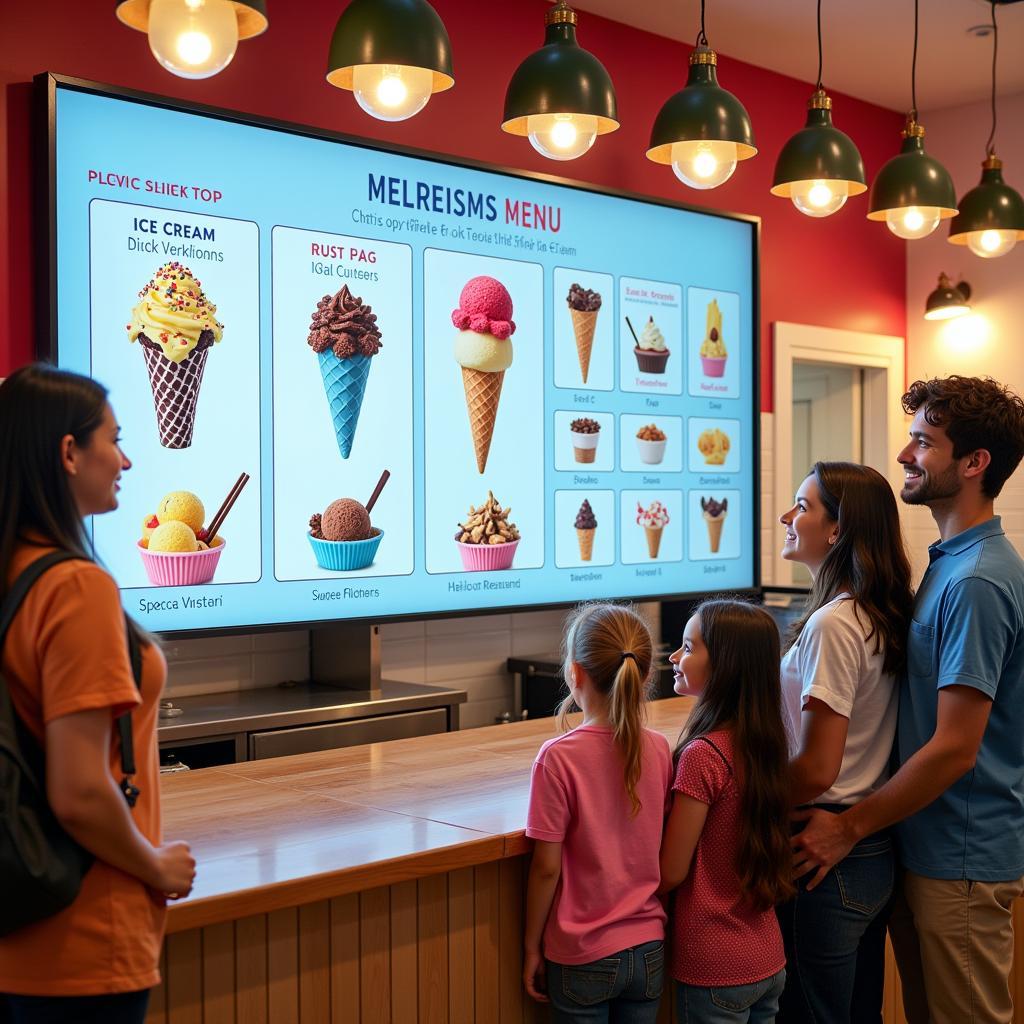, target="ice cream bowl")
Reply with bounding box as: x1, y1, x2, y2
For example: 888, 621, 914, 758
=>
636, 438, 667, 465
138, 539, 224, 587
701, 355, 727, 378
633, 346, 670, 374
571, 430, 600, 464
454, 534, 519, 572
308, 529, 383, 572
